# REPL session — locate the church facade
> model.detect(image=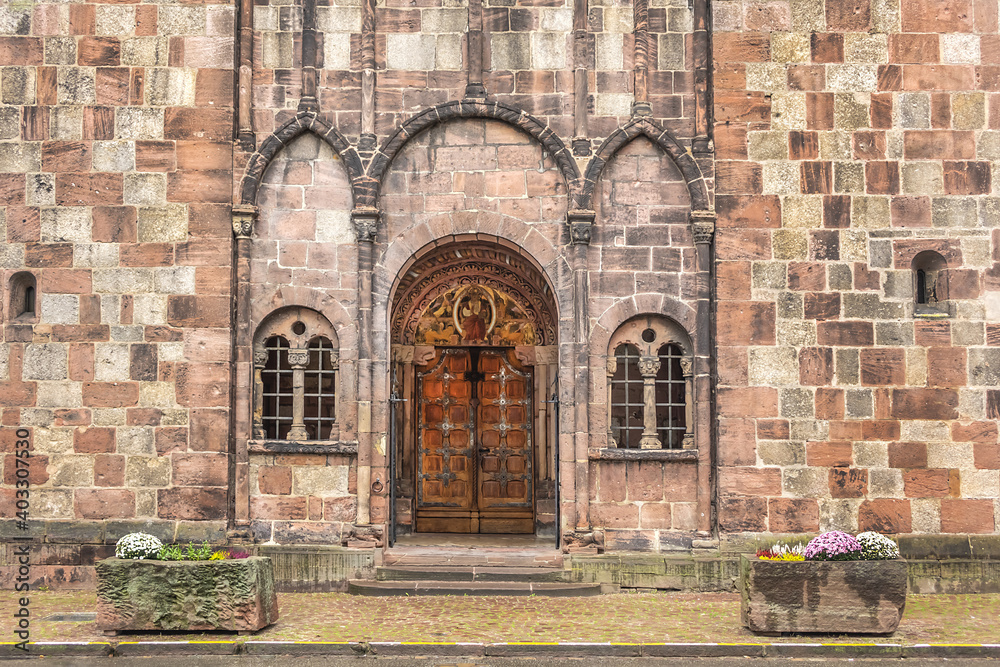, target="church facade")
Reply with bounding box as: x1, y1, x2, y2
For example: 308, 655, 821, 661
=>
1, 0, 998, 564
